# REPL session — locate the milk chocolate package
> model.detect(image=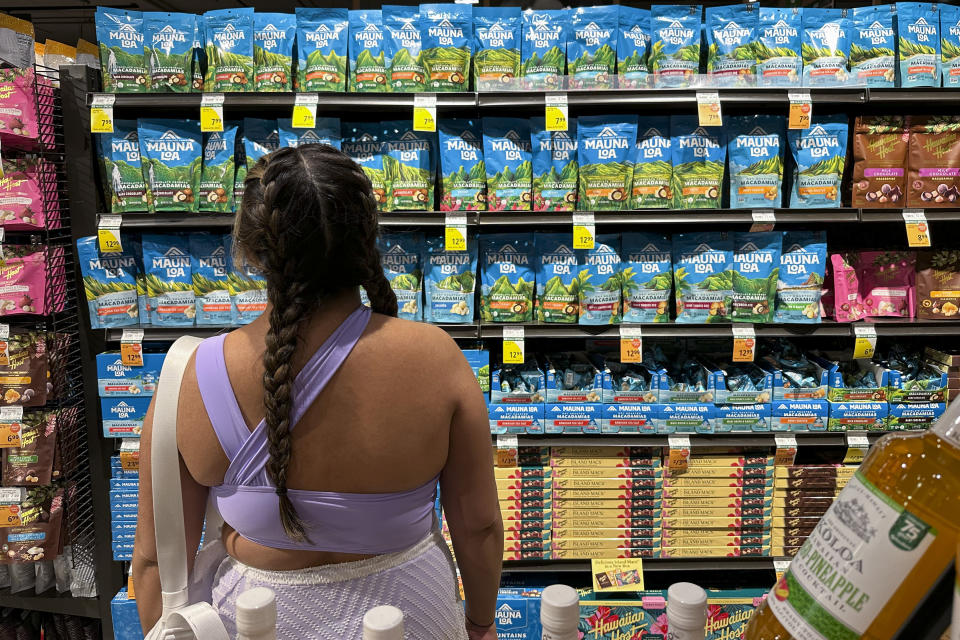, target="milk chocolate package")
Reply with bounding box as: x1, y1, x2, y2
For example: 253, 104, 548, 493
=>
852, 116, 907, 208
908, 115, 960, 207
